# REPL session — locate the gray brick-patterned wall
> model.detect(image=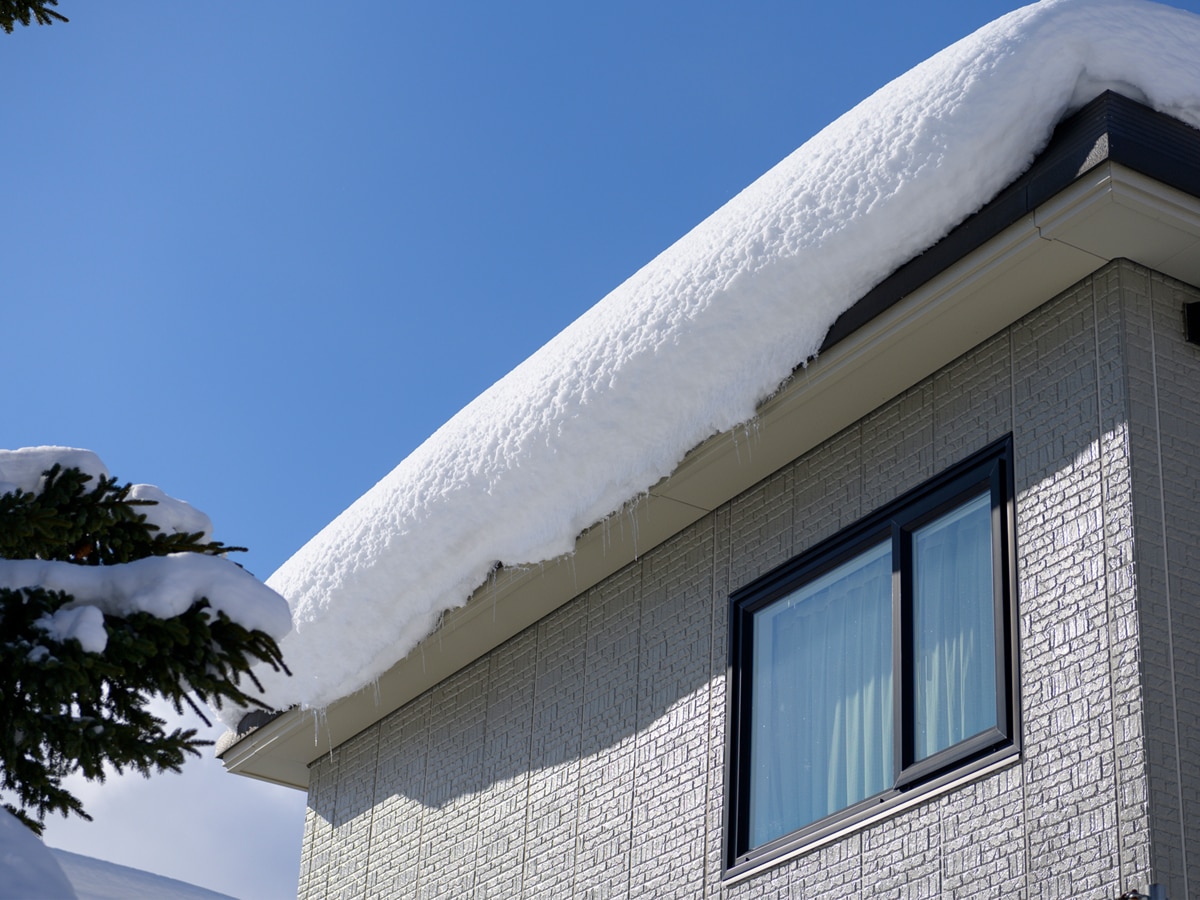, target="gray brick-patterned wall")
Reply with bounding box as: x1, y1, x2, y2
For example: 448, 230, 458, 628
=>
1124, 264, 1200, 899
298, 260, 1200, 898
